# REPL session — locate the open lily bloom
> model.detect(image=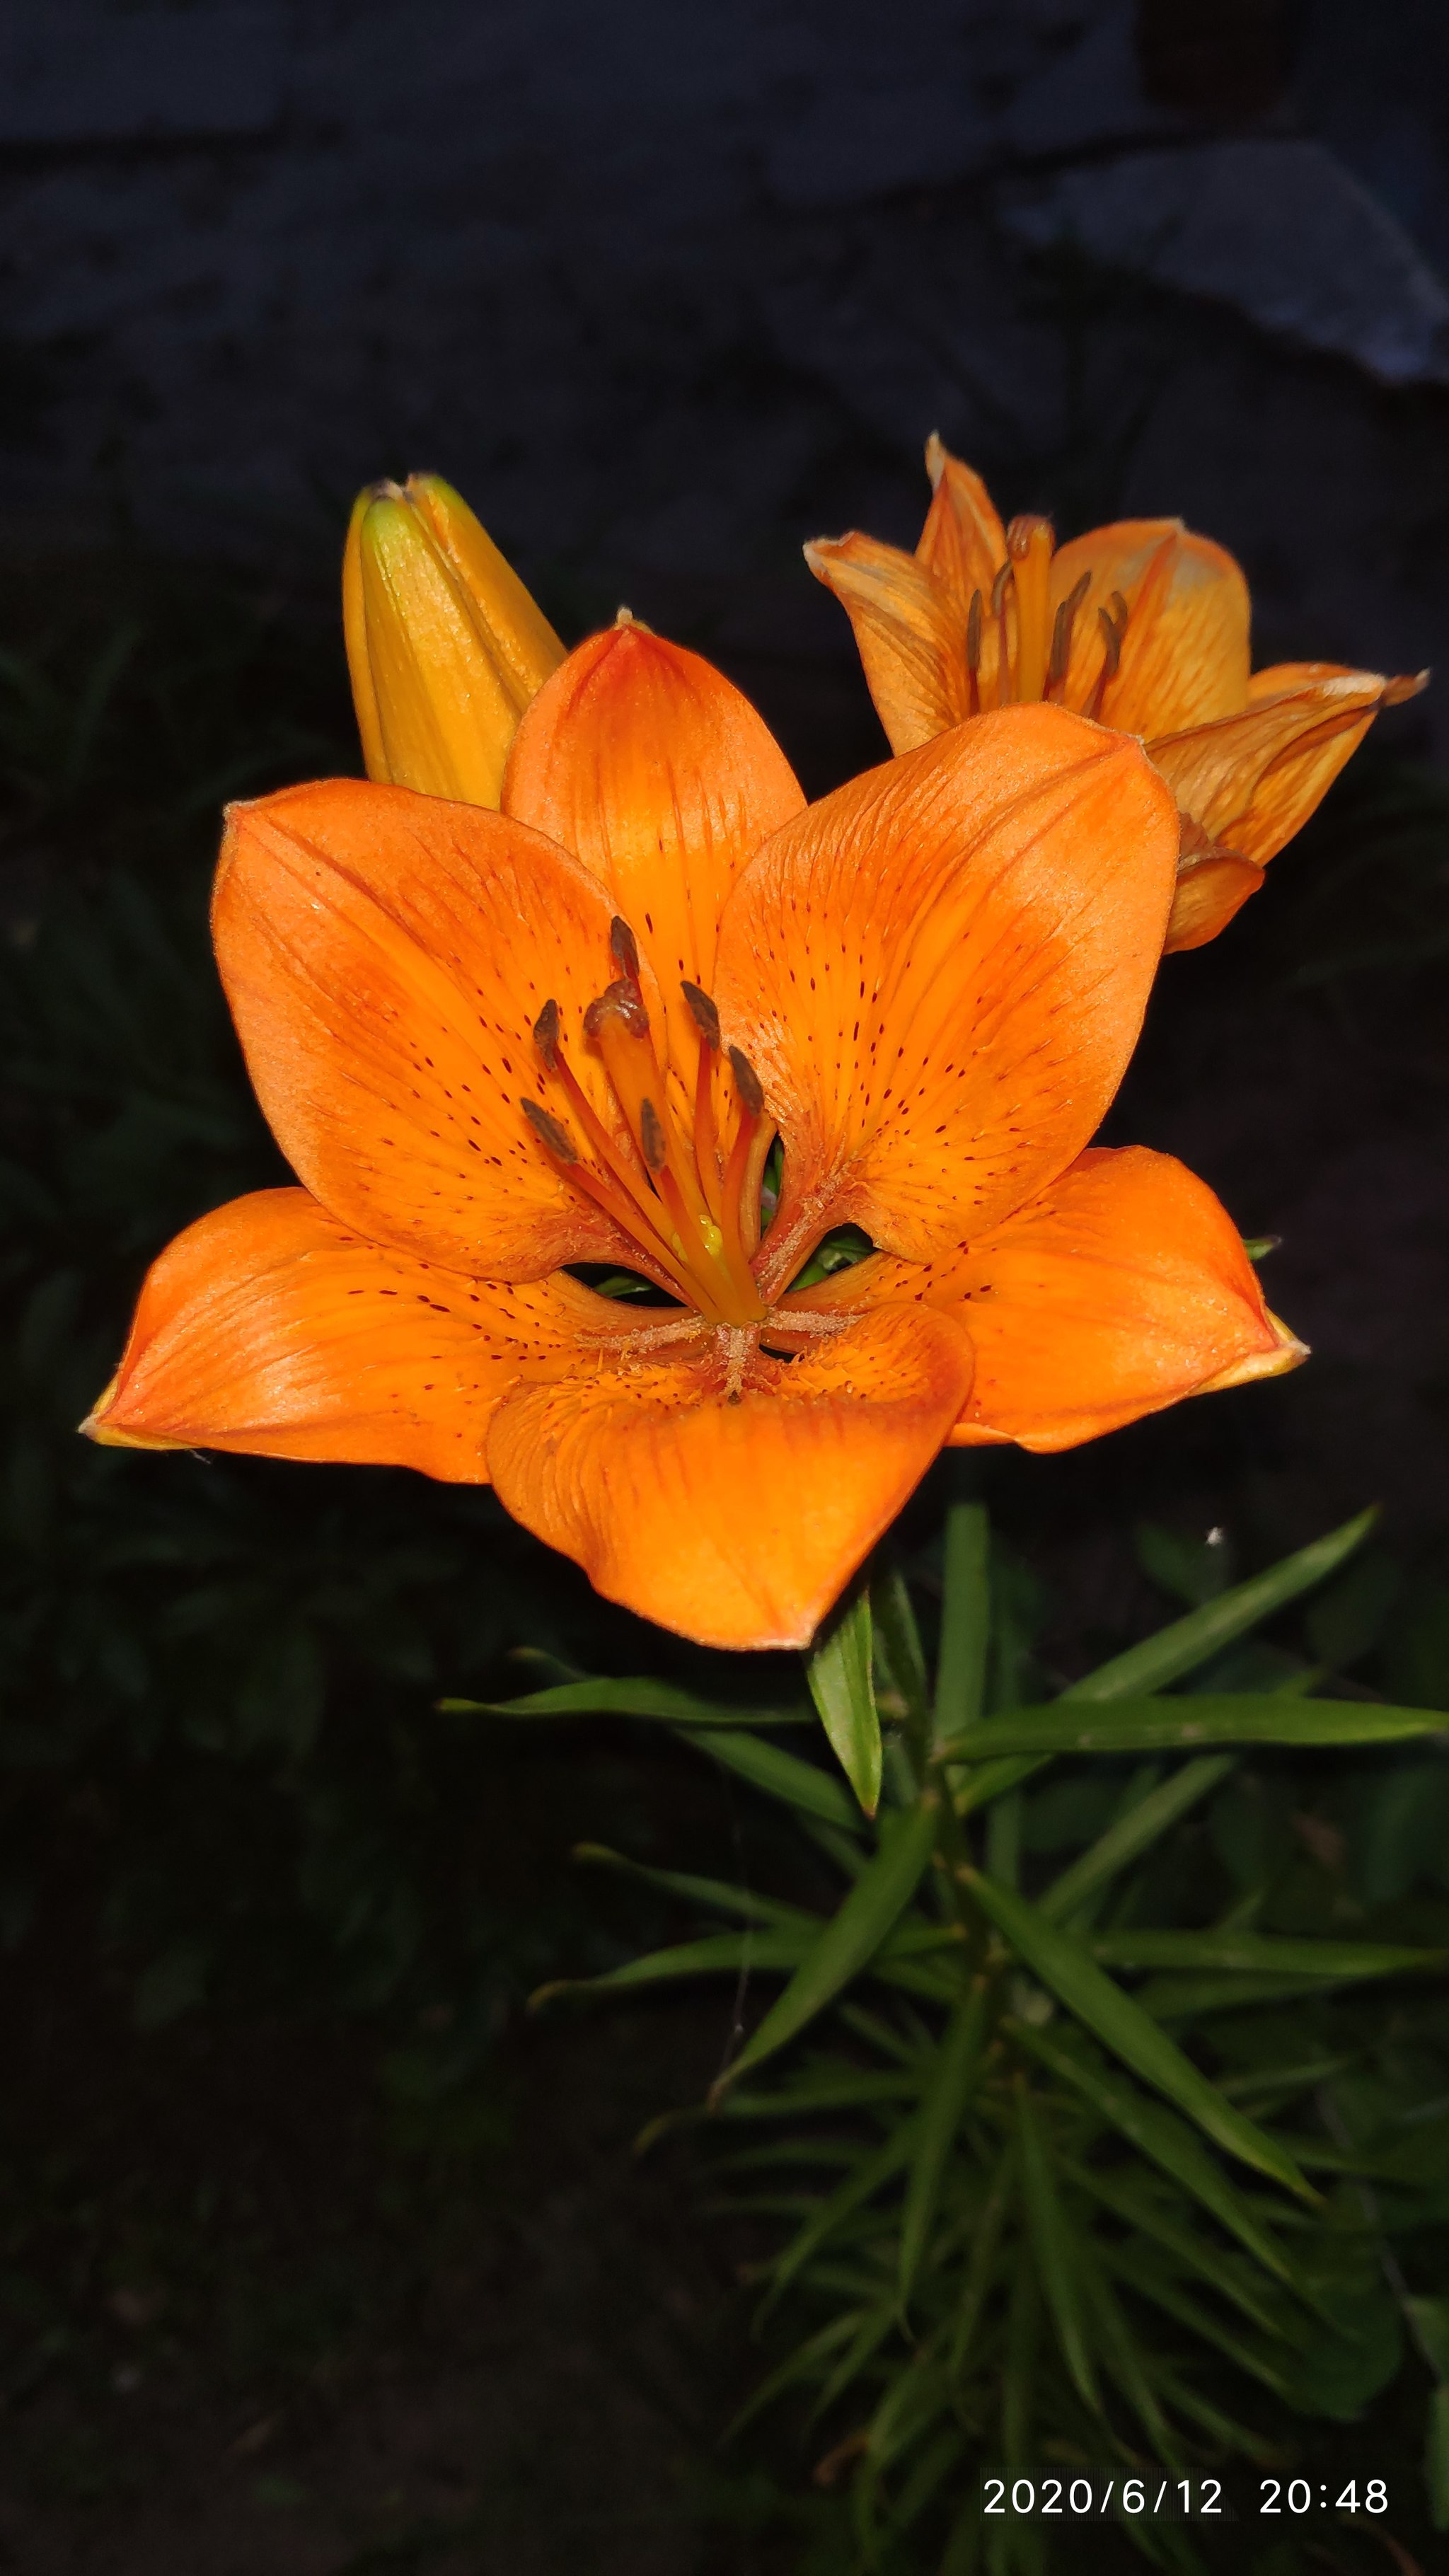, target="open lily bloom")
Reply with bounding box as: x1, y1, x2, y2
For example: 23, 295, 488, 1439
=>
83, 629, 1302, 1650
807, 437, 1426, 952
